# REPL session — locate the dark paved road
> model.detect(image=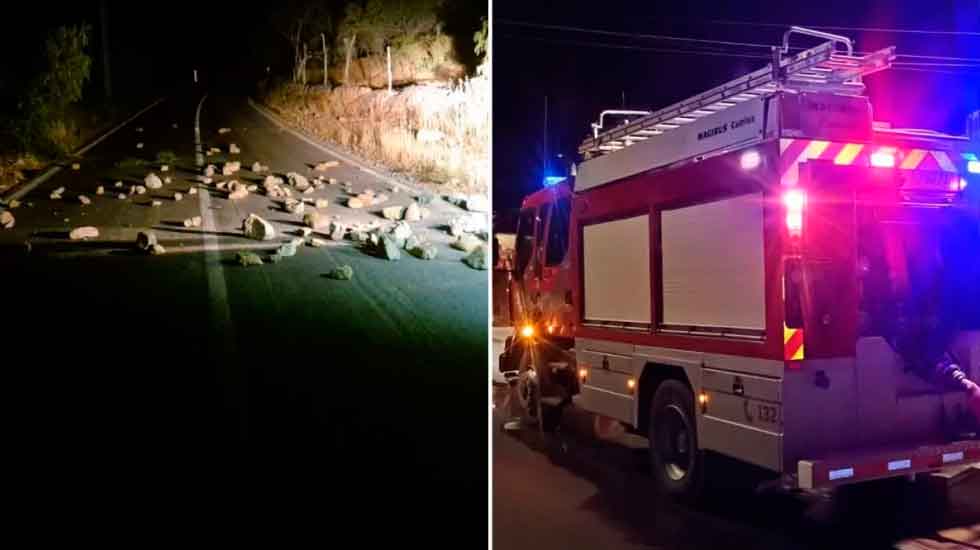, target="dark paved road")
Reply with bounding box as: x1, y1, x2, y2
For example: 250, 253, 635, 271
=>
492, 385, 980, 550
3, 89, 487, 536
